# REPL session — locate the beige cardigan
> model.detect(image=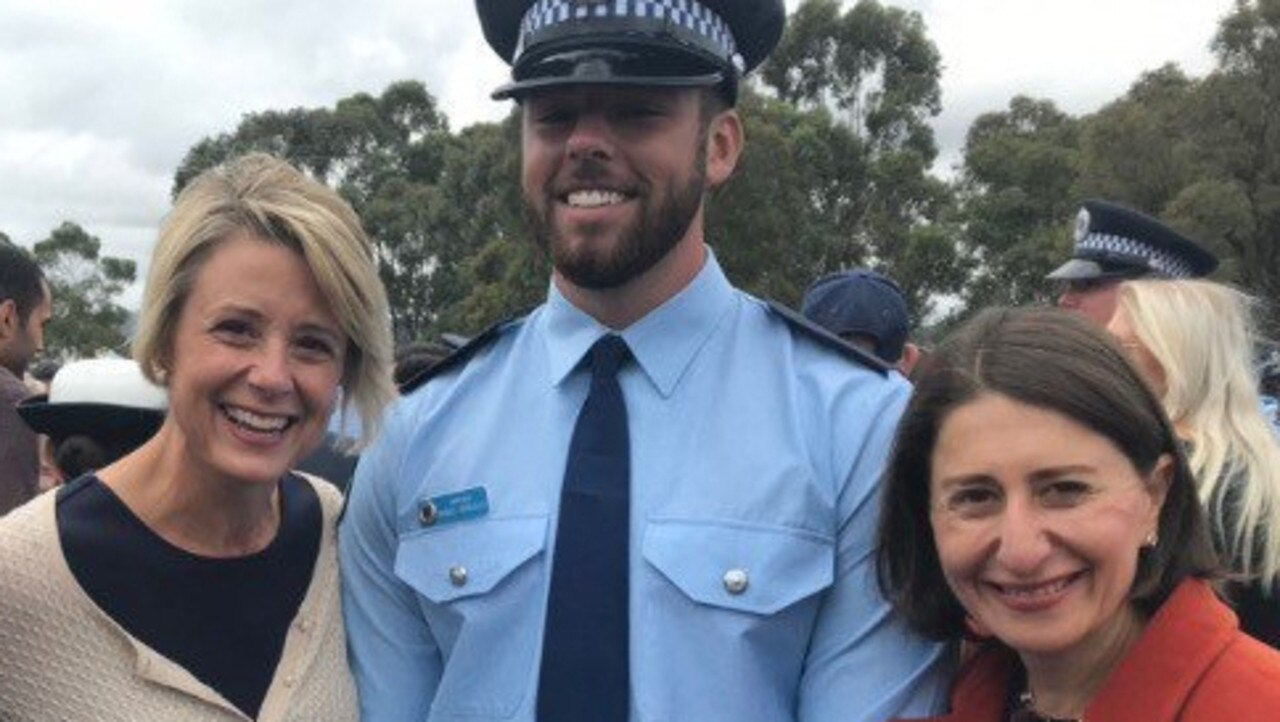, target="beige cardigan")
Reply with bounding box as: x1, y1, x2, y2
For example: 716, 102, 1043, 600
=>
0, 475, 358, 721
